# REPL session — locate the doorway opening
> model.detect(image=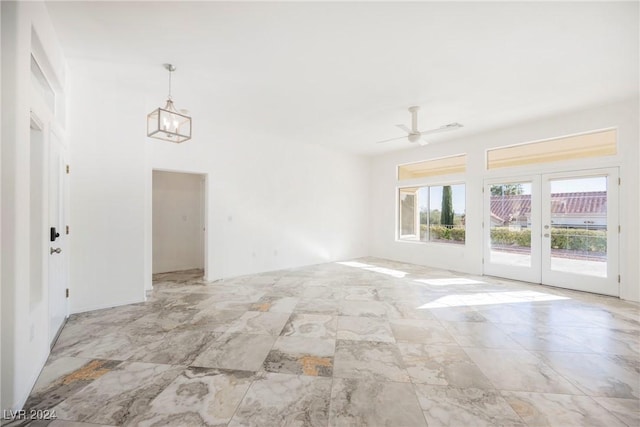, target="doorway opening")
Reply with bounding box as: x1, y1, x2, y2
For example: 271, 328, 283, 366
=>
152, 170, 206, 278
